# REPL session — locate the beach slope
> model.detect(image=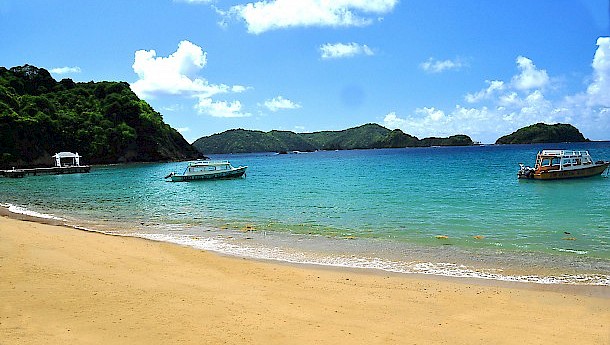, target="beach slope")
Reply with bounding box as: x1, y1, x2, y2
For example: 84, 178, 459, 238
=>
1, 216, 608, 344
